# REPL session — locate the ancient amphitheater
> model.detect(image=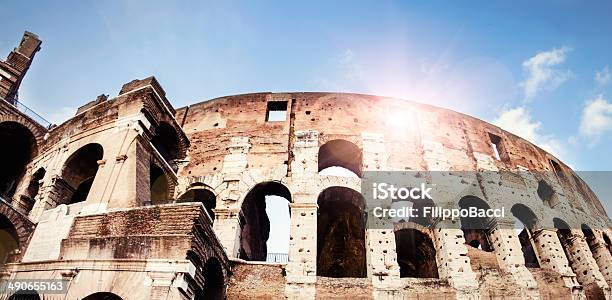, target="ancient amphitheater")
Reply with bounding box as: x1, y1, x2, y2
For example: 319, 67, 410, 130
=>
1, 32, 612, 300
